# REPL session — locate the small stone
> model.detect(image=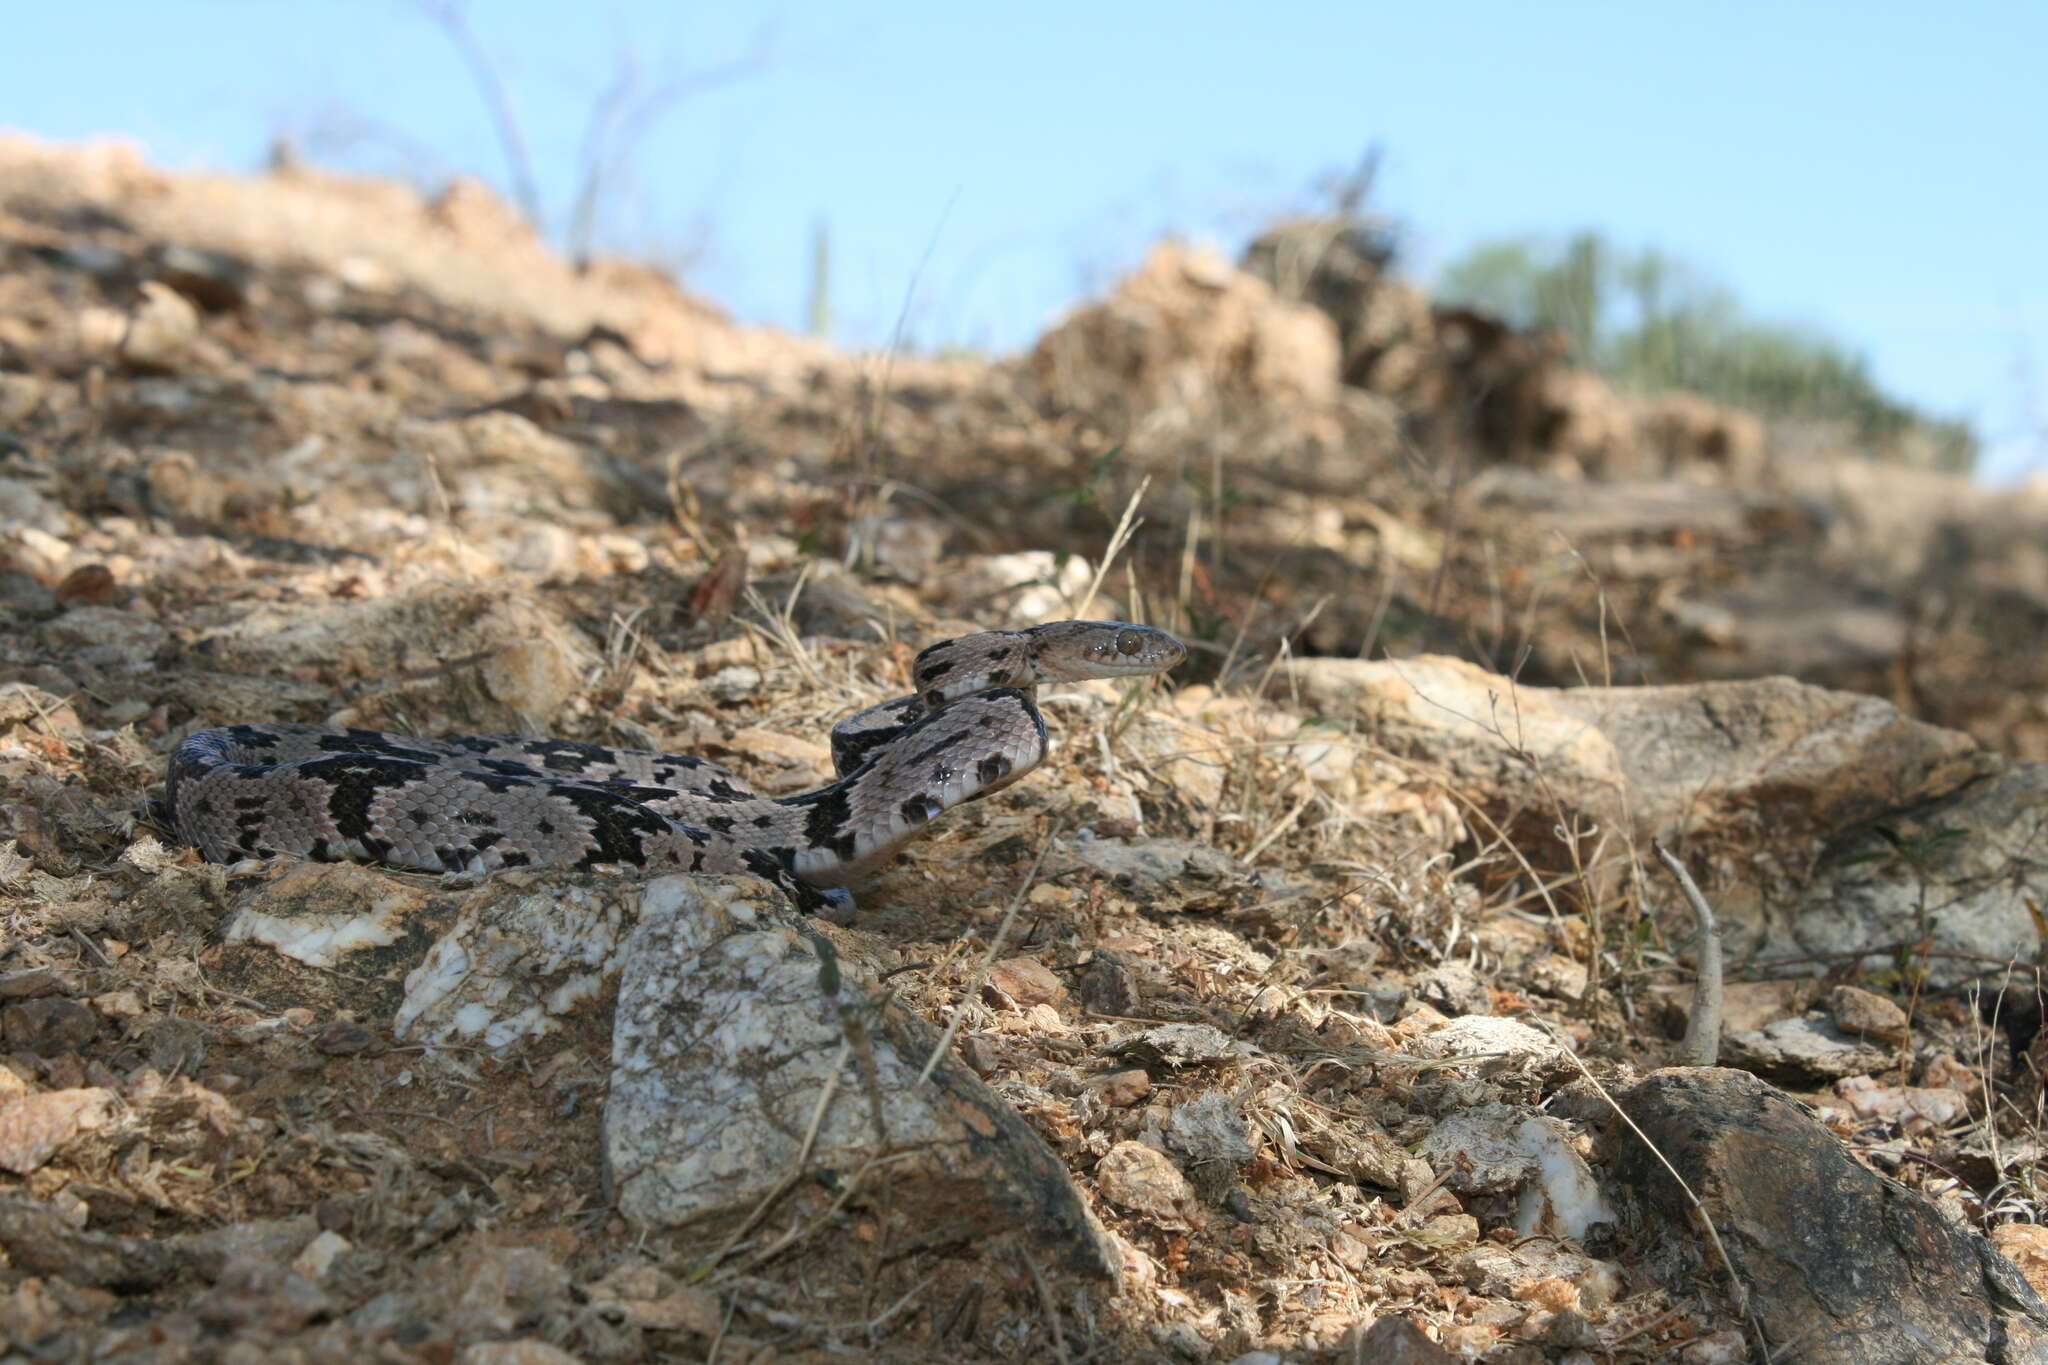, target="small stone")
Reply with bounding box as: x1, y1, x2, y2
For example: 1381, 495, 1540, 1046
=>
1, 998, 98, 1054
120, 282, 201, 373
1679, 1330, 1750, 1364
1528, 953, 1589, 1001
1094, 1141, 1193, 1223
155, 244, 251, 312
89, 991, 146, 1020
985, 957, 1066, 1009
585, 1262, 721, 1333
313, 1019, 376, 1056
0, 373, 47, 427
0, 1087, 116, 1174
55, 564, 117, 606
704, 665, 762, 702
1828, 984, 1910, 1046
1092, 1069, 1152, 1107
456, 1342, 584, 1365
196, 1257, 332, 1332
291, 1230, 351, 1281
1346, 1317, 1456, 1363
1993, 1223, 2048, 1301
0, 967, 85, 1000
